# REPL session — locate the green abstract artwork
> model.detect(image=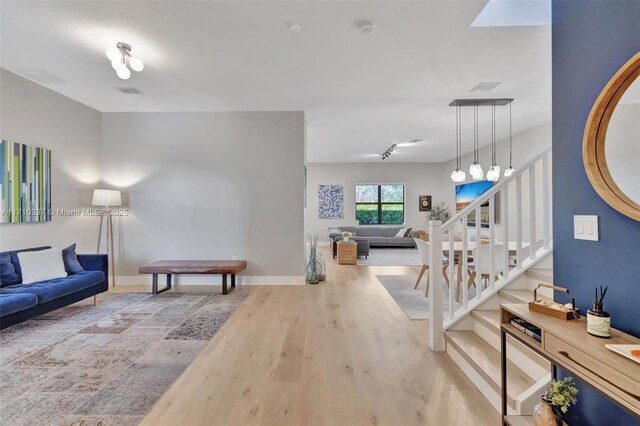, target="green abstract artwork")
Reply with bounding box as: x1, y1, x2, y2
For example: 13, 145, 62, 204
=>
0, 139, 52, 223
